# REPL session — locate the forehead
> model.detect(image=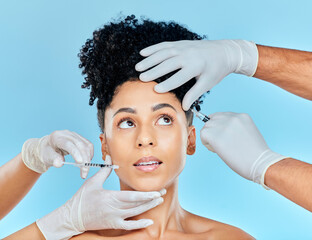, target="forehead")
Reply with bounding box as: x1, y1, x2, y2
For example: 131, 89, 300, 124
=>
109, 80, 183, 111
